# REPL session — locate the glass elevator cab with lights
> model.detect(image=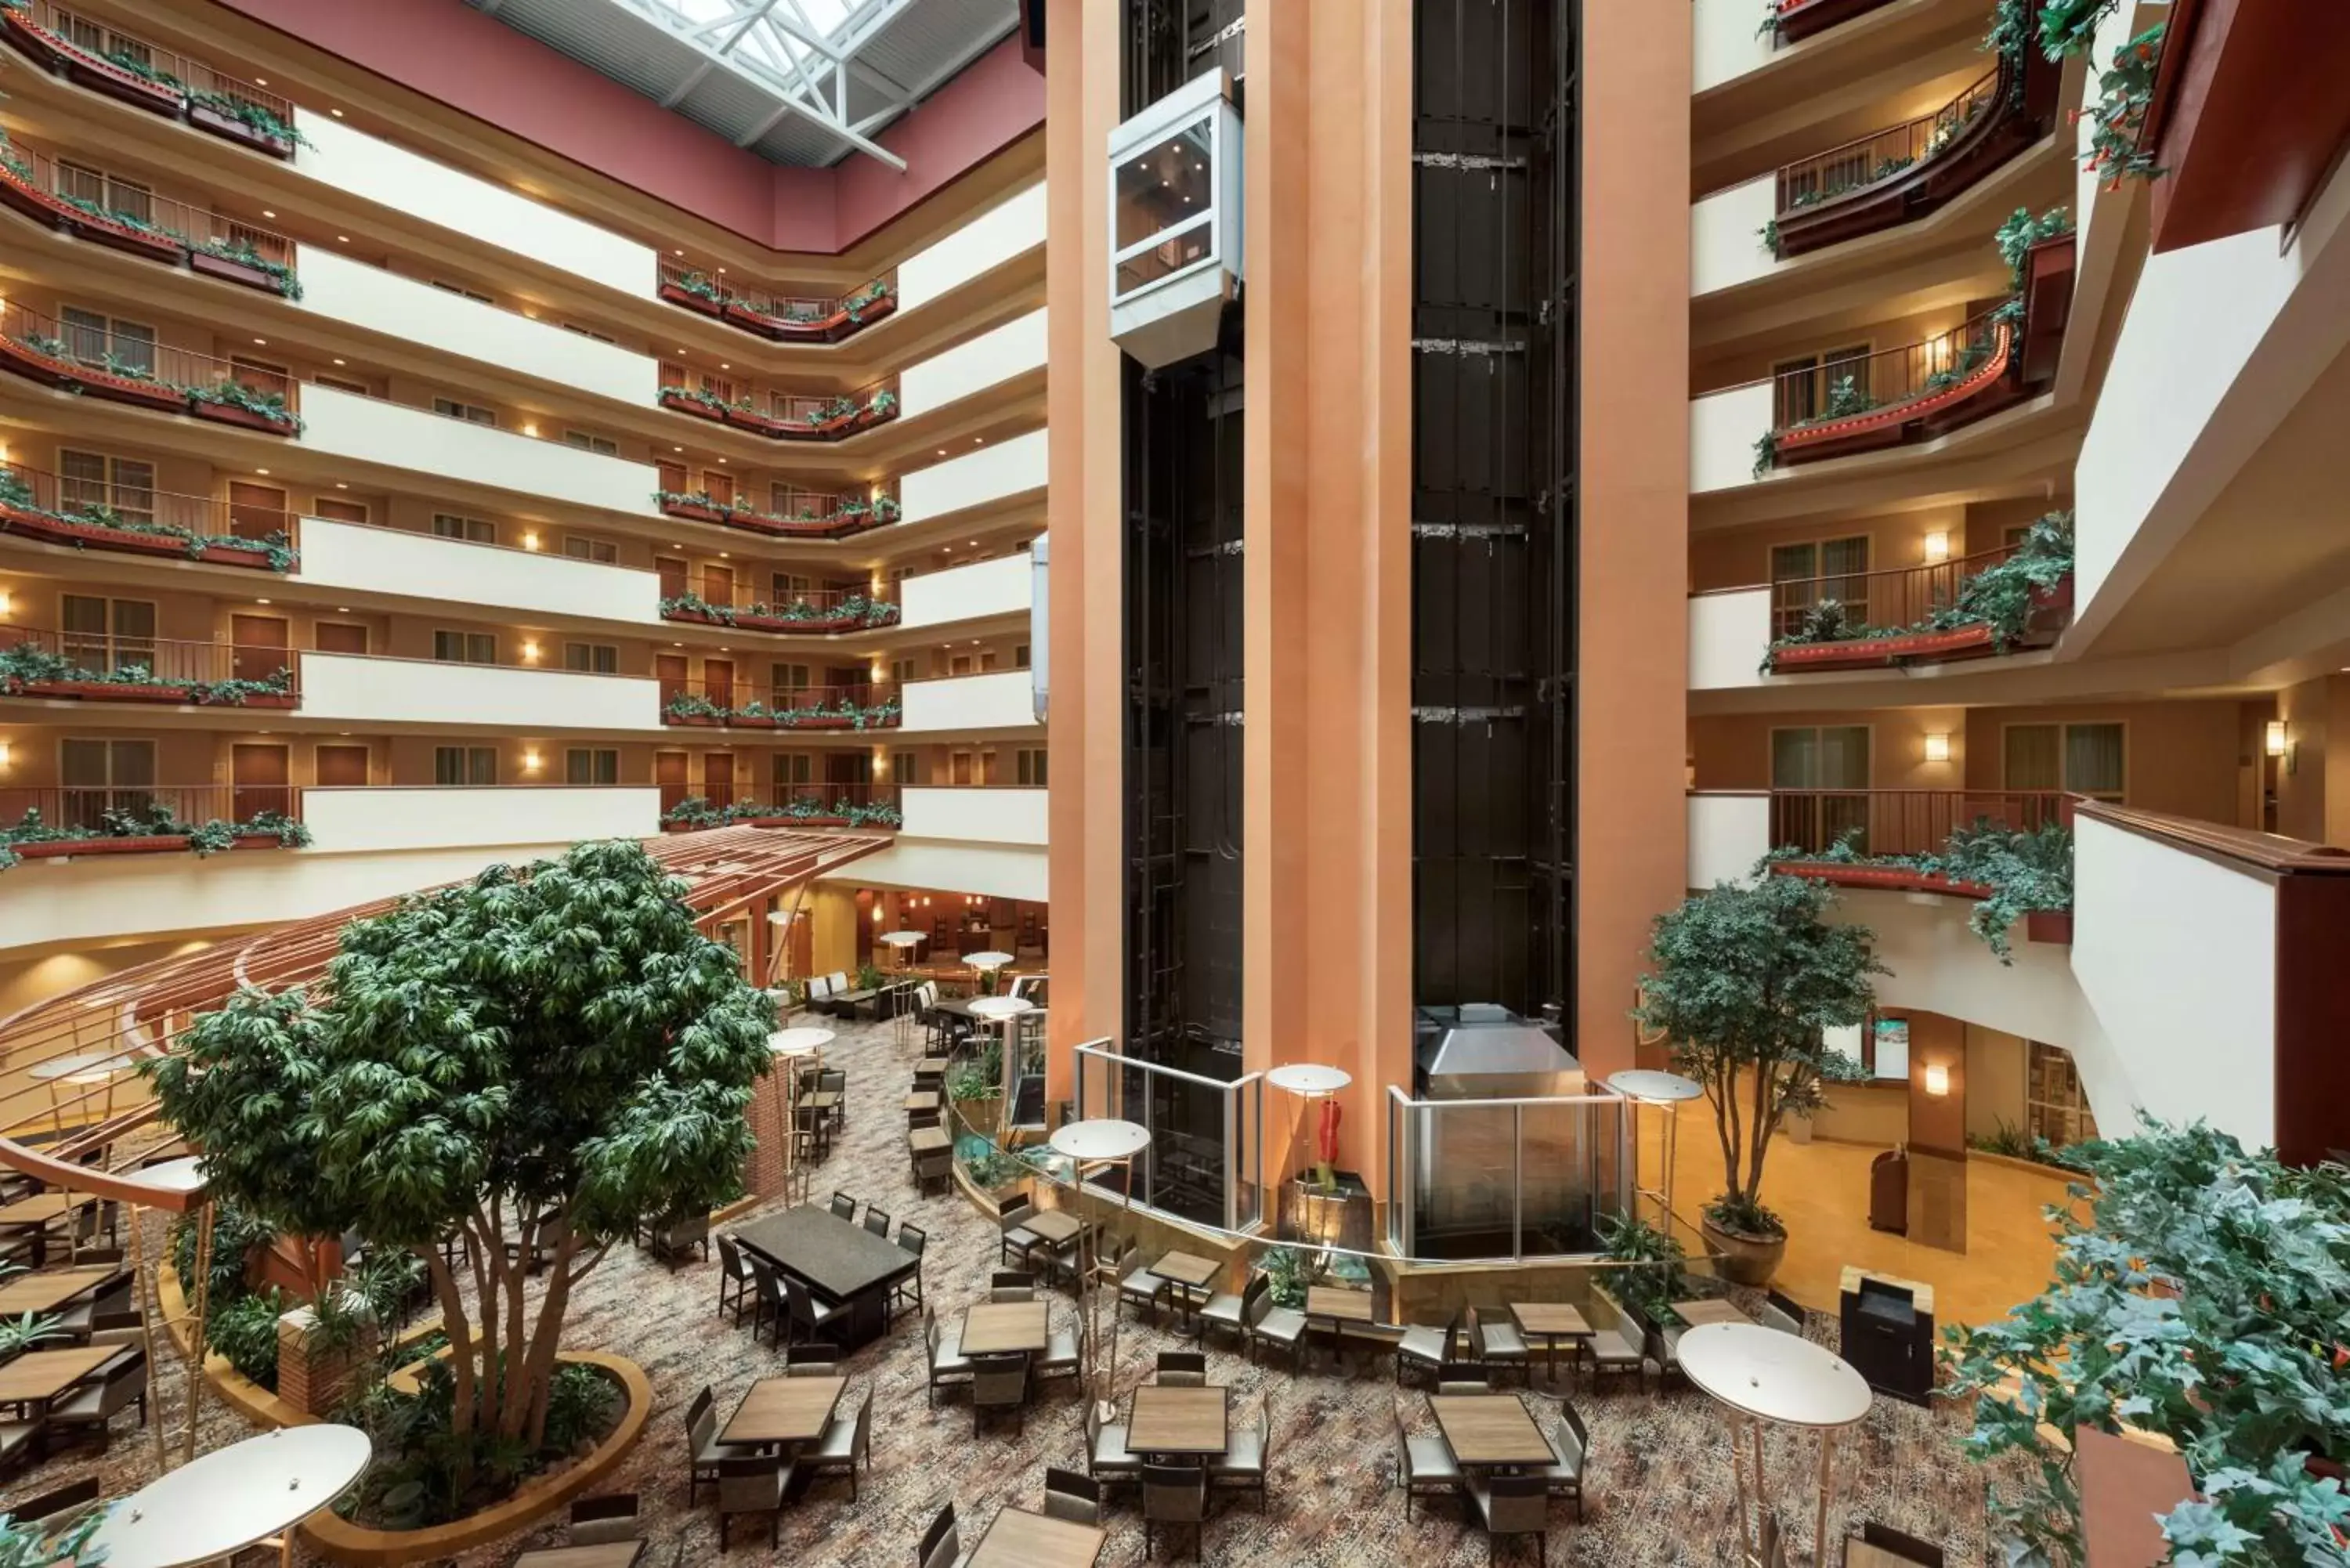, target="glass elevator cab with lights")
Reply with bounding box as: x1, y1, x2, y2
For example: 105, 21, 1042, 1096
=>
1108, 69, 1242, 370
